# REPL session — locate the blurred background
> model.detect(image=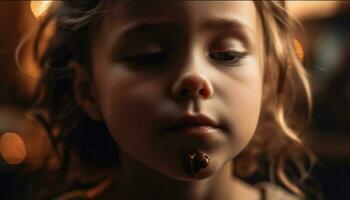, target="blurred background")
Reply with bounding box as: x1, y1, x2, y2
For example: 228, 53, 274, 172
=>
0, 1, 349, 200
